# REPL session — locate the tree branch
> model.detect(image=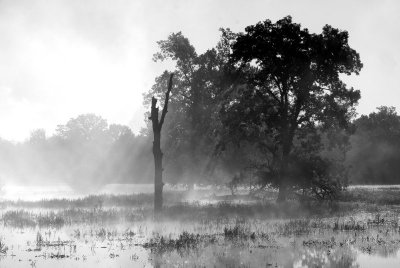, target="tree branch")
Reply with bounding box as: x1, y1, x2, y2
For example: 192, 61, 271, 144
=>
180, 90, 191, 100
289, 98, 303, 137
272, 76, 283, 99
265, 88, 281, 104
296, 115, 309, 125
183, 71, 192, 88
159, 73, 174, 128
